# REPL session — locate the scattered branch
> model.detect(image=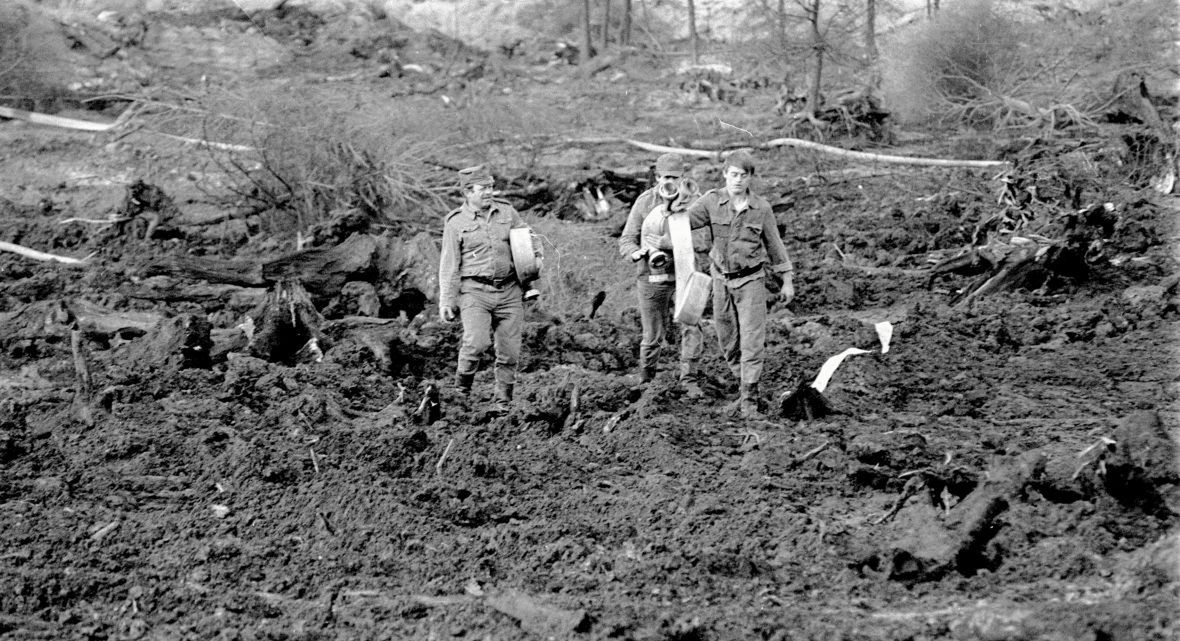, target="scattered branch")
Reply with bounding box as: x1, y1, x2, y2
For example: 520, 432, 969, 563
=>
0, 240, 91, 265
